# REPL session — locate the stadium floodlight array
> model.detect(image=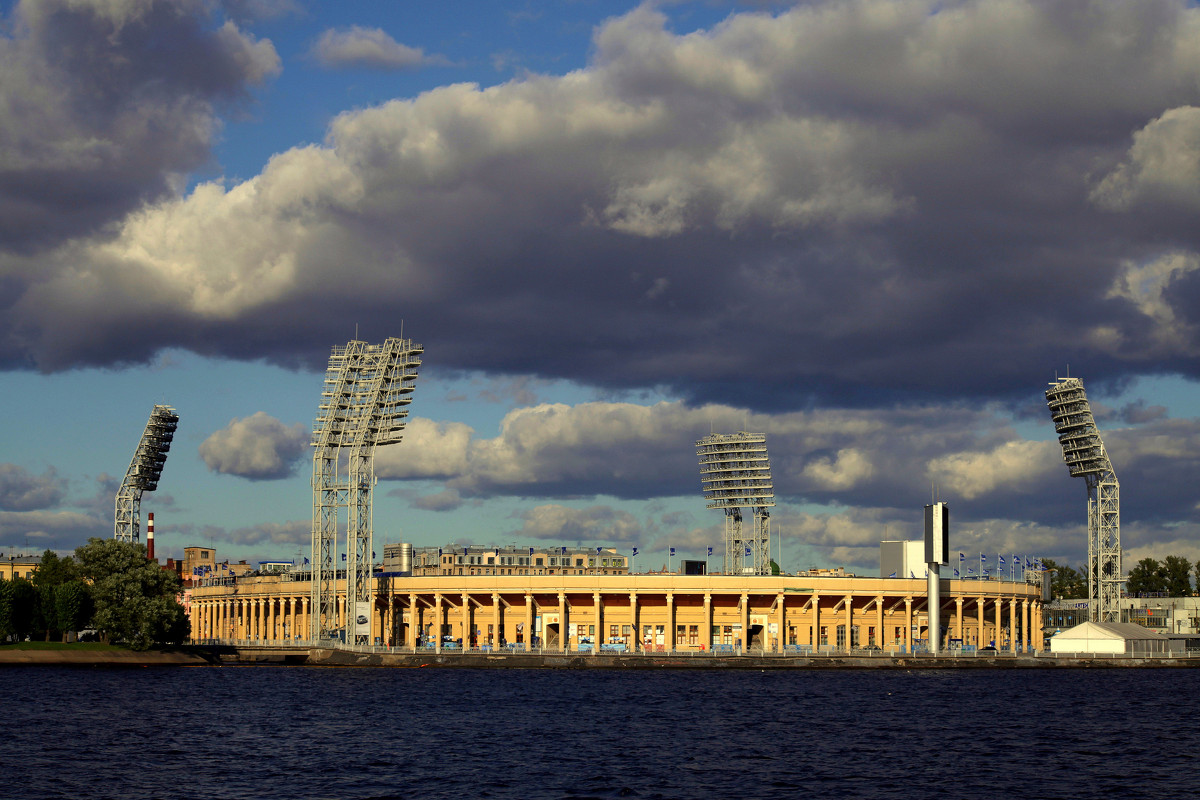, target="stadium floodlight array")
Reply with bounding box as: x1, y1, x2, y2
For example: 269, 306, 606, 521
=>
114, 405, 179, 543
311, 337, 421, 644
1045, 376, 1121, 623
696, 432, 775, 575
